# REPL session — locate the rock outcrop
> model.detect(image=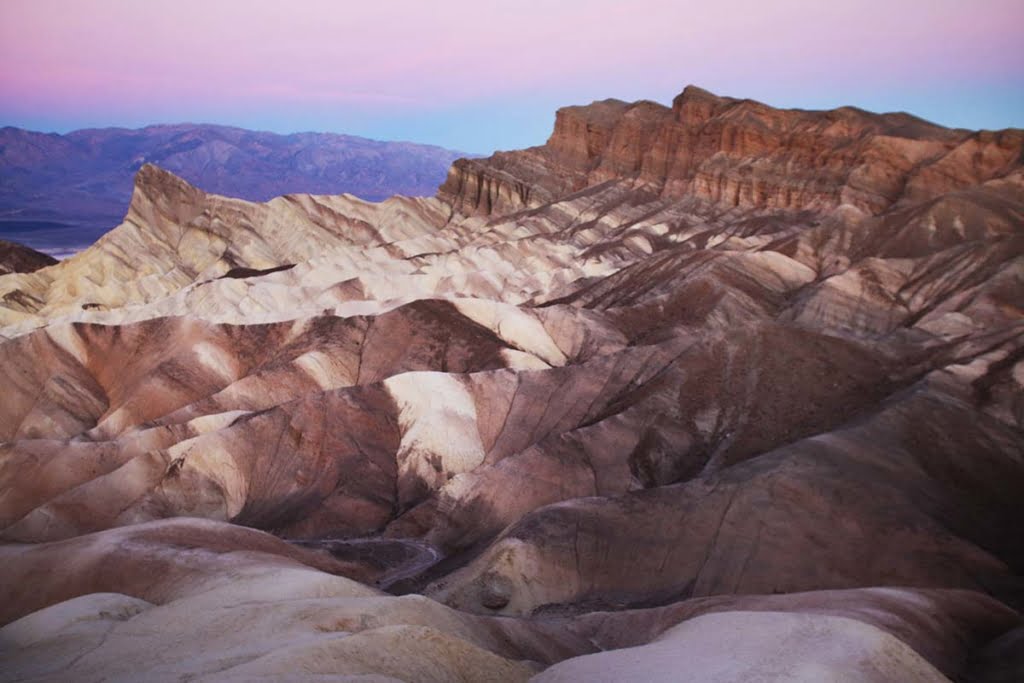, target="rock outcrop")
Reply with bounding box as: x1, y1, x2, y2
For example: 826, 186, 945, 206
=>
1, 85, 1022, 681
440, 86, 1023, 216
0, 239, 57, 275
